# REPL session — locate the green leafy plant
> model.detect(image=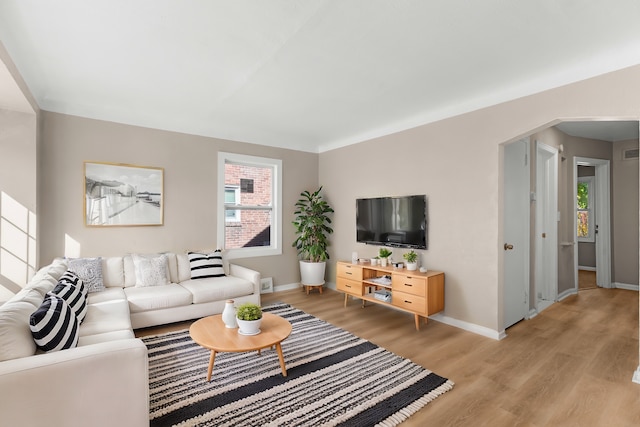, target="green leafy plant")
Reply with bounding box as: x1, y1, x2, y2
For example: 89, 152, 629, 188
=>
292, 186, 334, 262
236, 303, 262, 321
403, 250, 418, 263
378, 247, 392, 259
